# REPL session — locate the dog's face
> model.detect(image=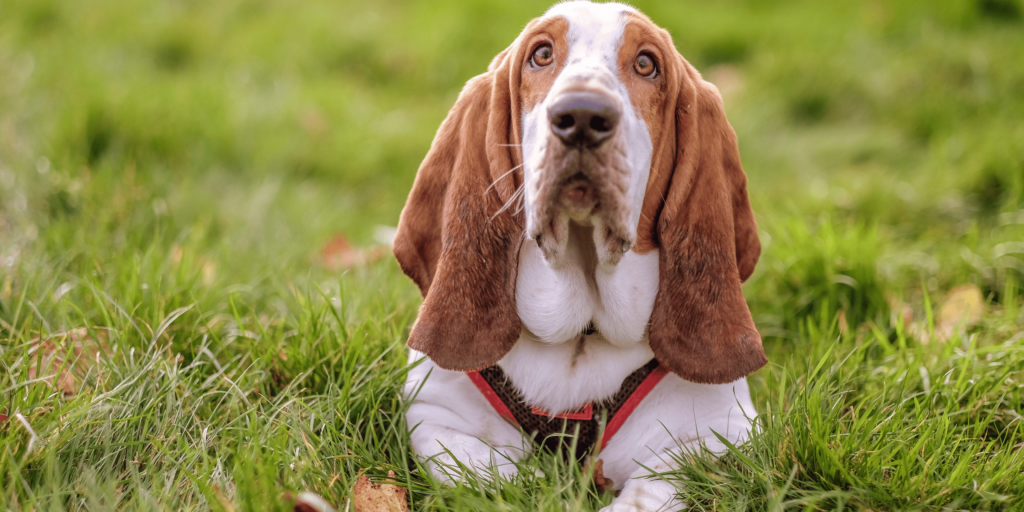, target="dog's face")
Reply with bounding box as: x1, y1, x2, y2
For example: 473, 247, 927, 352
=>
519, 2, 668, 266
